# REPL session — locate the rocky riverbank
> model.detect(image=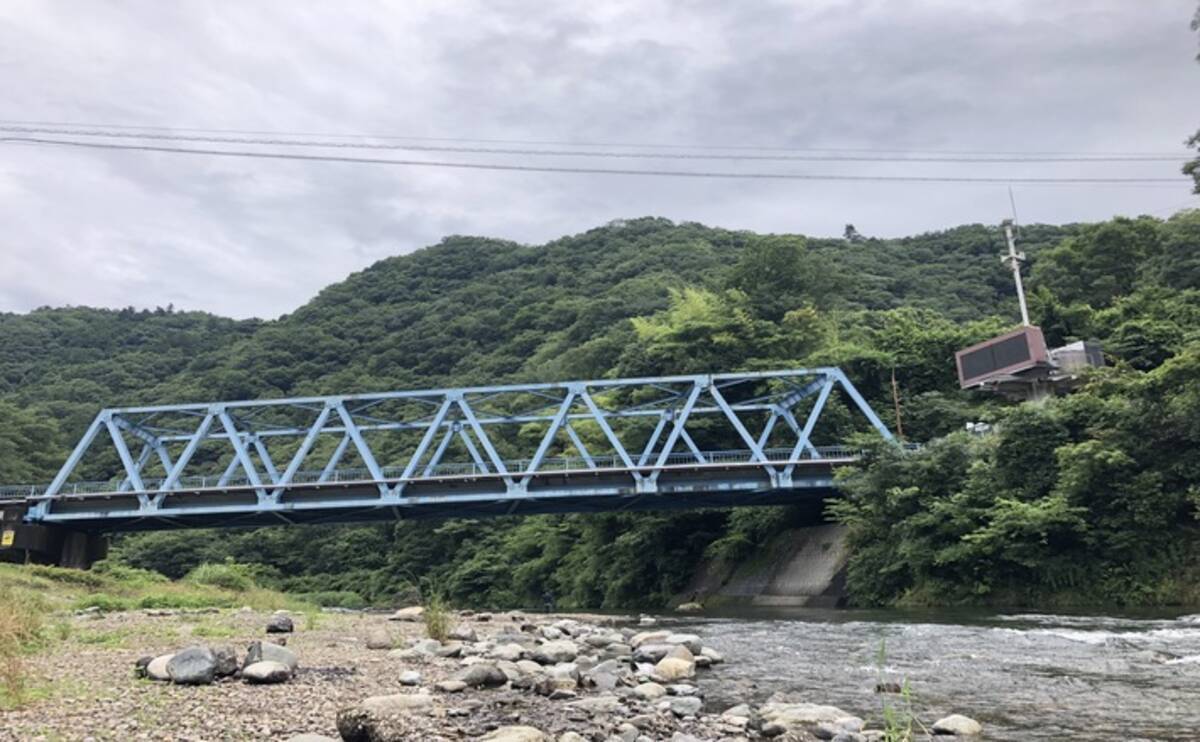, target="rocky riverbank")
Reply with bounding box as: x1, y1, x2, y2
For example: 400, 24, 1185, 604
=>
1, 606, 981, 740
